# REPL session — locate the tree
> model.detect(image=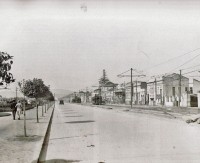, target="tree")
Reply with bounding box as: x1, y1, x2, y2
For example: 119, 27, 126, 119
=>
99, 69, 109, 86
18, 78, 50, 123
45, 91, 54, 101
0, 51, 15, 86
